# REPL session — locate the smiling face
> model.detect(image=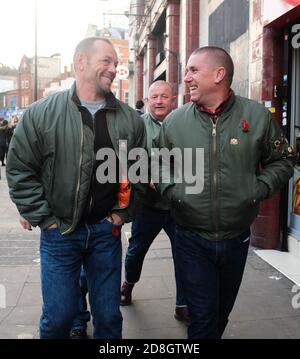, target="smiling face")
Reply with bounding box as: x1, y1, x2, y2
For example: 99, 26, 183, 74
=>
184, 52, 220, 106
147, 82, 175, 121
76, 39, 118, 99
